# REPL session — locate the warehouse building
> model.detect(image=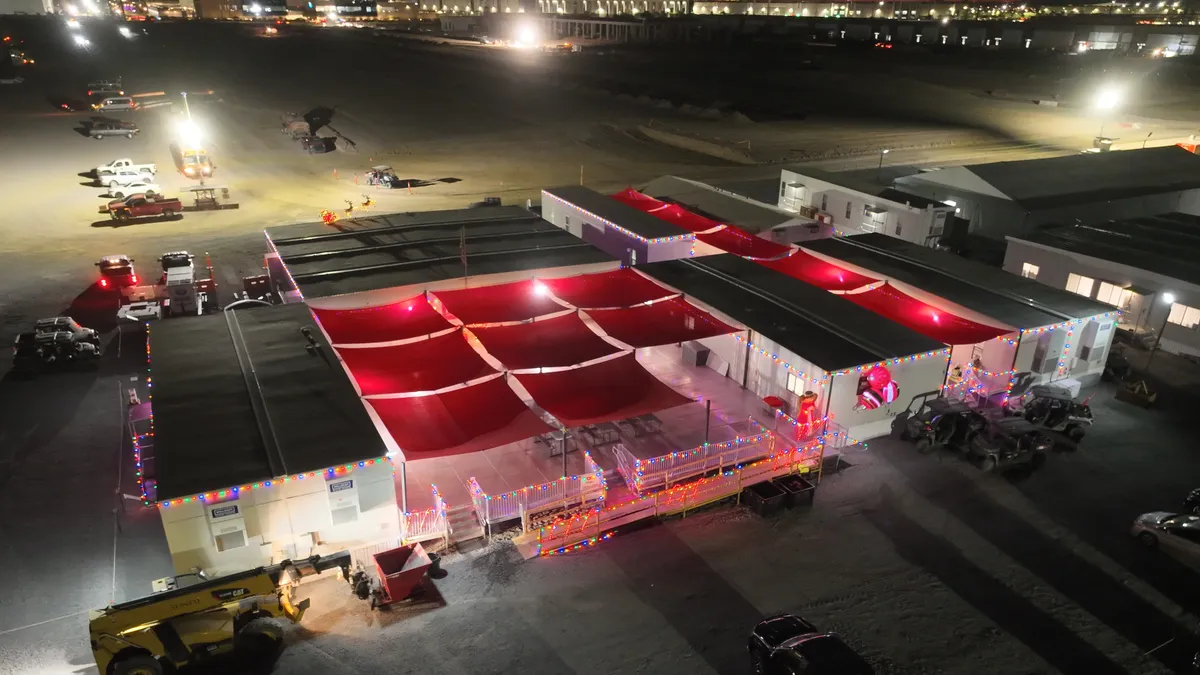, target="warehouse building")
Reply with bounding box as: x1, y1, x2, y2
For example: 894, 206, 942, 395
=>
893, 147, 1200, 240
1005, 213, 1200, 358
